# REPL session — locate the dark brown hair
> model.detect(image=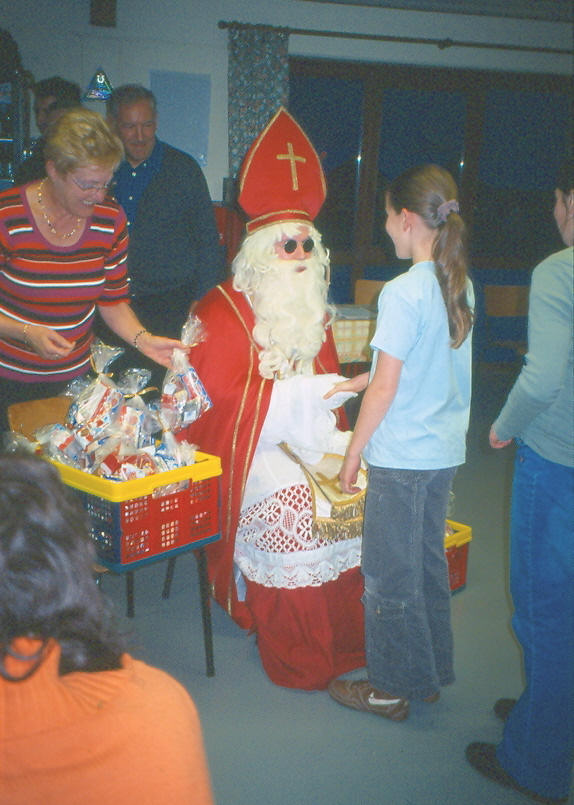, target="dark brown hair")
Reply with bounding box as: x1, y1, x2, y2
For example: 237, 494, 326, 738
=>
0, 452, 124, 679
